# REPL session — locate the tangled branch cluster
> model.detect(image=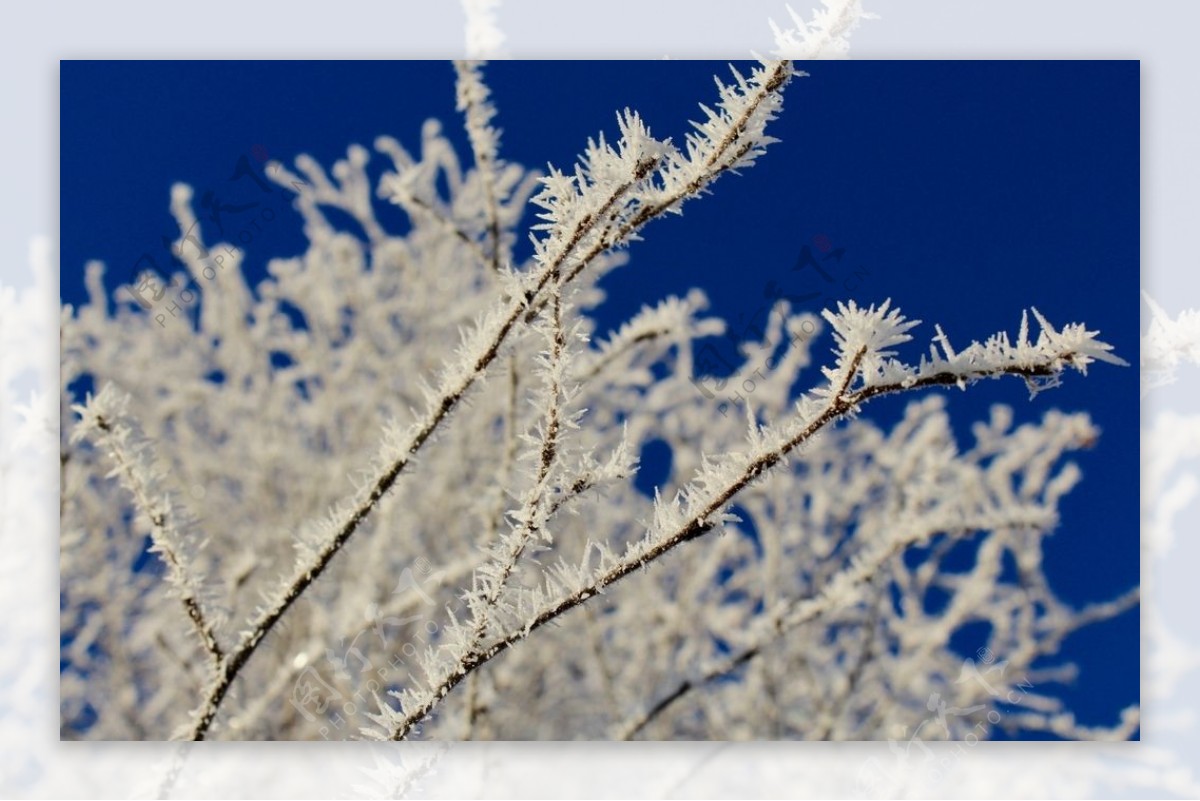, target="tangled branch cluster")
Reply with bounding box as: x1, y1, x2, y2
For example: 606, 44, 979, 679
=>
60, 59, 1135, 742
